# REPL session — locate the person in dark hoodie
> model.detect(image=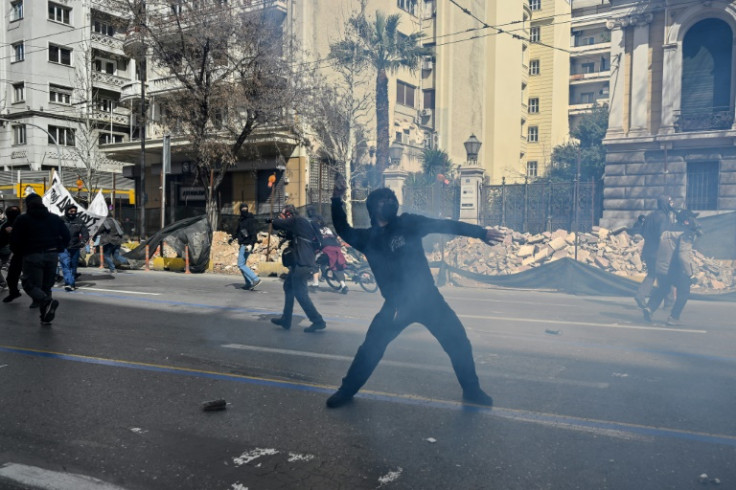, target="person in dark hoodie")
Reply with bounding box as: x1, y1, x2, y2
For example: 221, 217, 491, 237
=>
643, 209, 701, 326
1, 206, 22, 301
269, 204, 326, 332
95, 215, 128, 273
229, 203, 260, 290
325, 176, 505, 409
59, 204, 89, 291
10, 194, 70, 324
634, 195, 674, 309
